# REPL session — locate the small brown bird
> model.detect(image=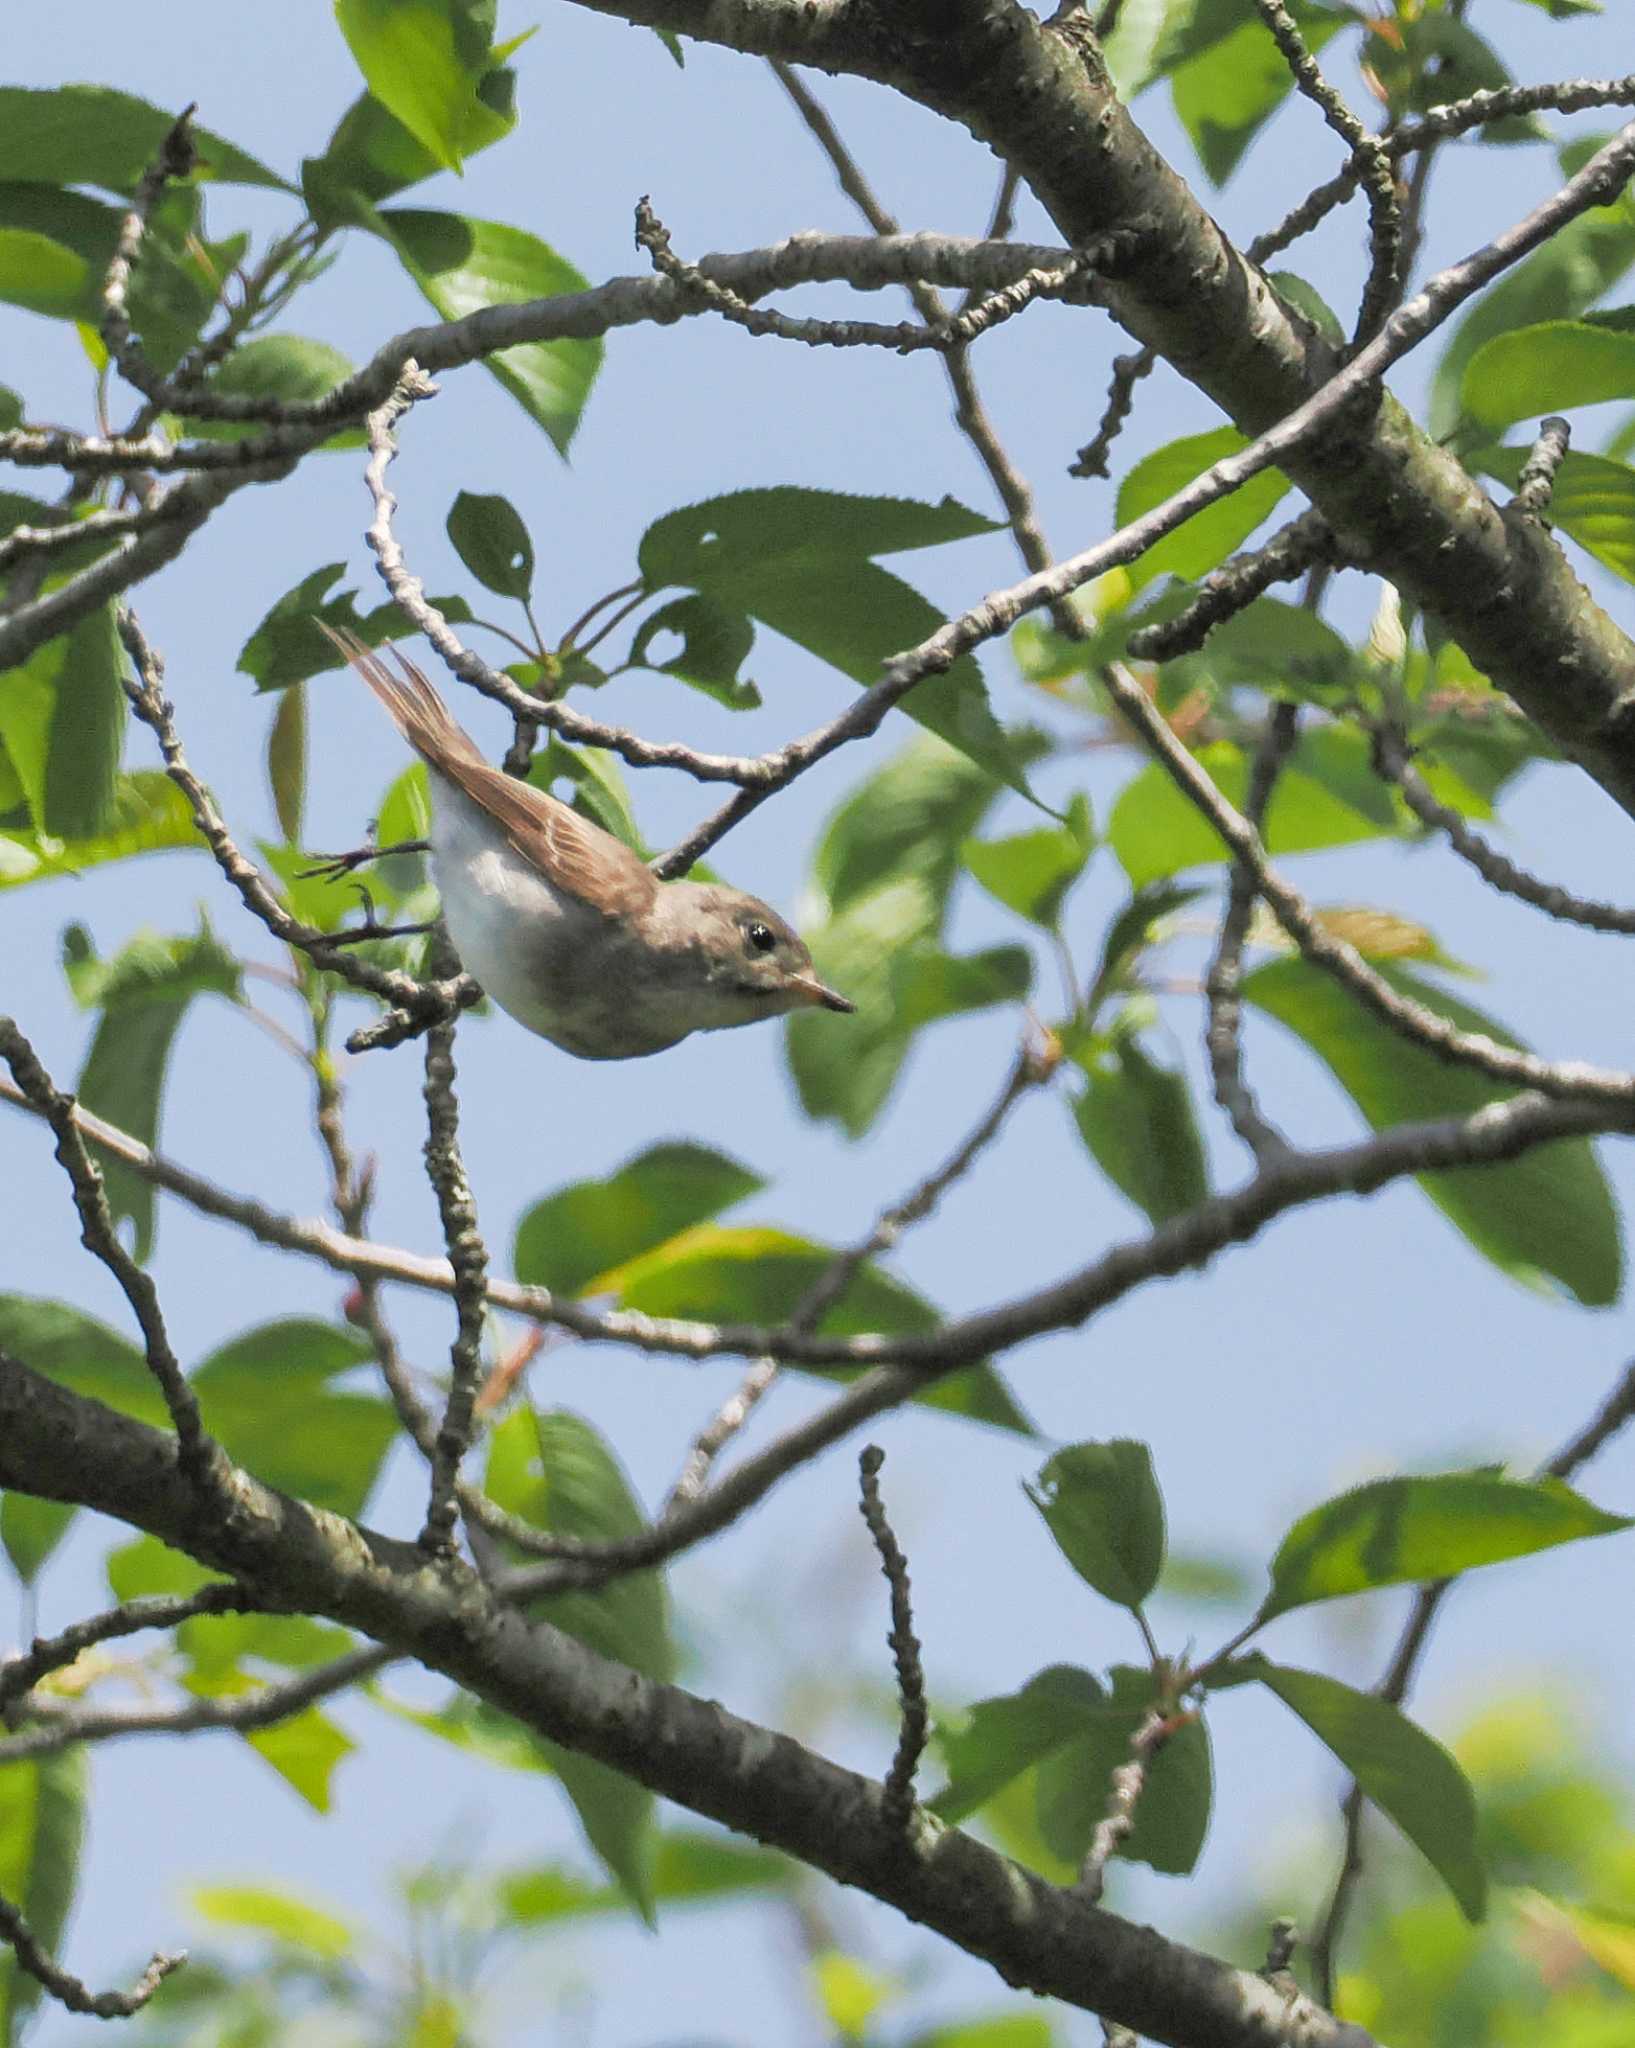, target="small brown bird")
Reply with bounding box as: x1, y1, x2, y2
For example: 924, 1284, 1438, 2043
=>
326, 630, 853, 1058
